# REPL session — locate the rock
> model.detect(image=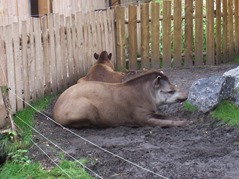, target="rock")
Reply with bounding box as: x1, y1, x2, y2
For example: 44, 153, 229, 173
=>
188, 76, 226, 113
188, 66, 239, 113
223, 66, 239, 107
